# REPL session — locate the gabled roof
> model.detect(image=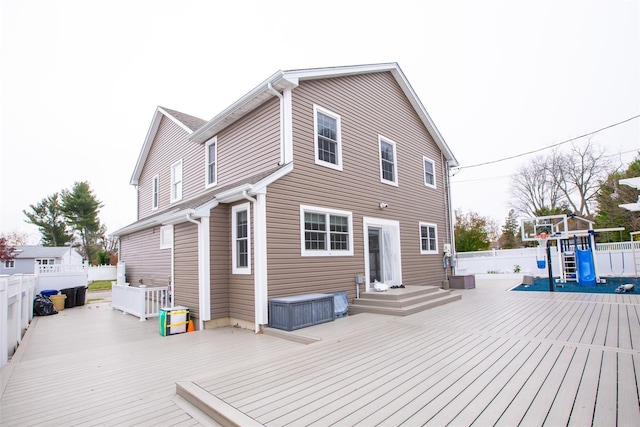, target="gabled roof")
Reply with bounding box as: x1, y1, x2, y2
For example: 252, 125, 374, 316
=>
189, 62, 458, 166
13, 246, 74, 259
130, 107, 206, 185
